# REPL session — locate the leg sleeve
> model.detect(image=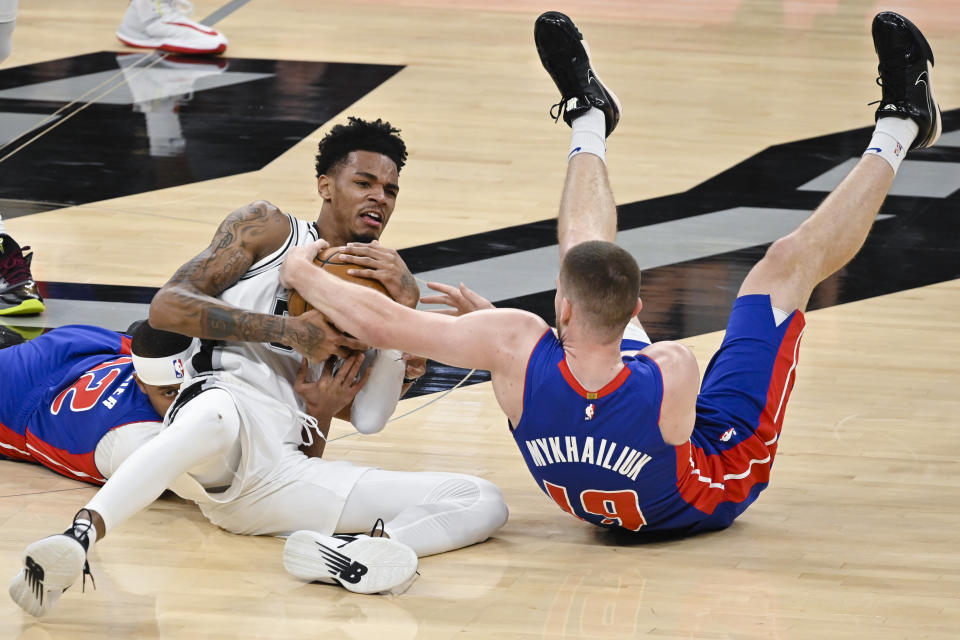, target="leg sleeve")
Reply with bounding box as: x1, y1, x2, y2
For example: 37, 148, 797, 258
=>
337, 469, 509, 557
